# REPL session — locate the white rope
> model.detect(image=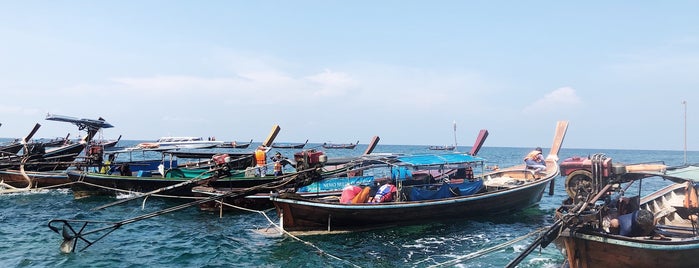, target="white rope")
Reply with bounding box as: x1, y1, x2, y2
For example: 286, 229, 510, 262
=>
424, 227, 547, 268
216, 201, 361, 268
